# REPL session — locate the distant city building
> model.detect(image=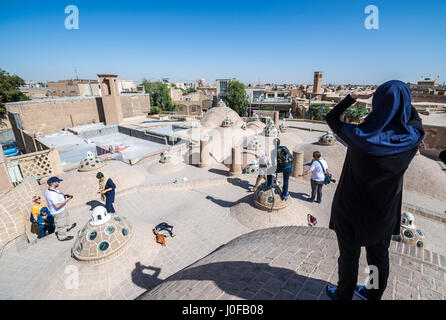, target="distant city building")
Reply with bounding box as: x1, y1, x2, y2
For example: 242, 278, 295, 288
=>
417, 77, 439, 88
313, 71, 323, 94
47, 79, 101, 97
216, 78, 233, 102
118, 80, 145, 94
245, 87, 292, 117
19, 81, 49, 100
21, 81, 43, 89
